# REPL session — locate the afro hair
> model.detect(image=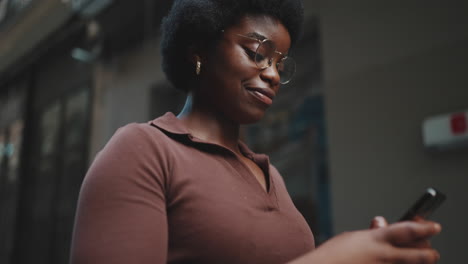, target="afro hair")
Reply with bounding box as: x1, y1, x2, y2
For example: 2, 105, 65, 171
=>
160, 0, 304, 92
